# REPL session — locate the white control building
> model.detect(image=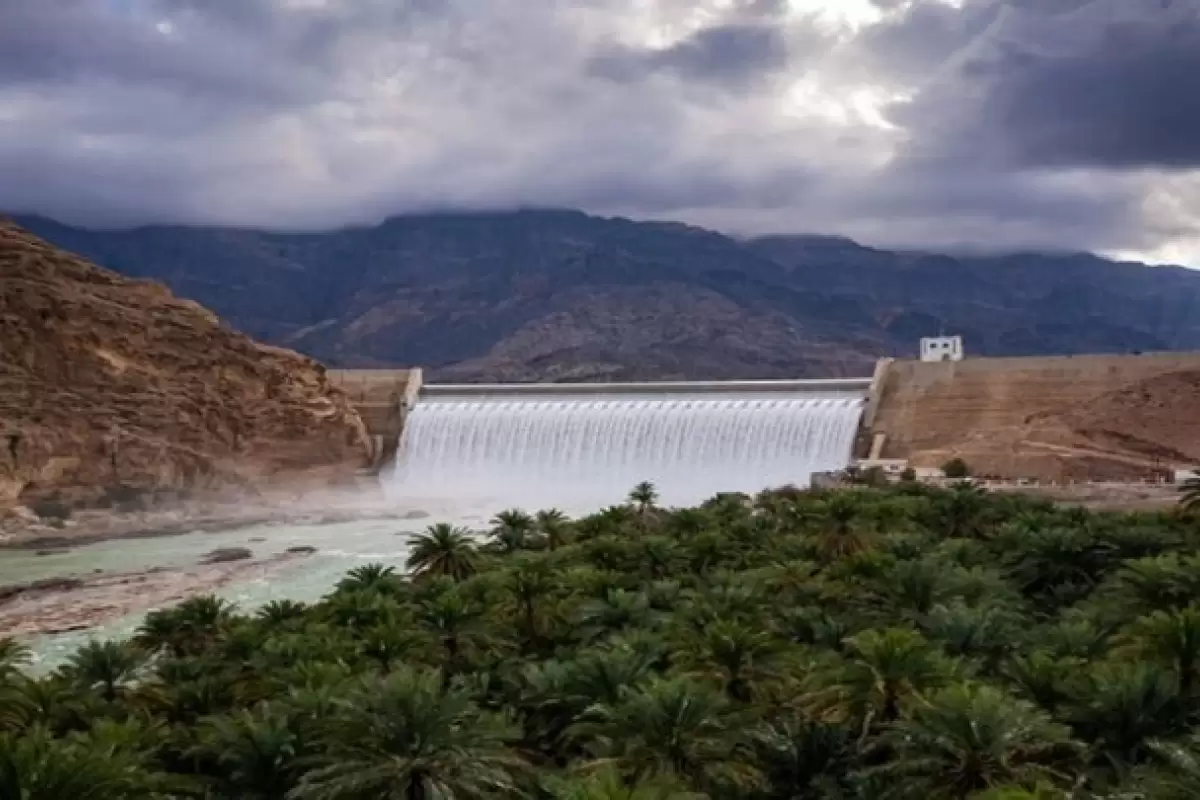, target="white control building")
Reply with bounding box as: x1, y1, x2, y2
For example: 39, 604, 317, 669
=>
920, 335, 964, 362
